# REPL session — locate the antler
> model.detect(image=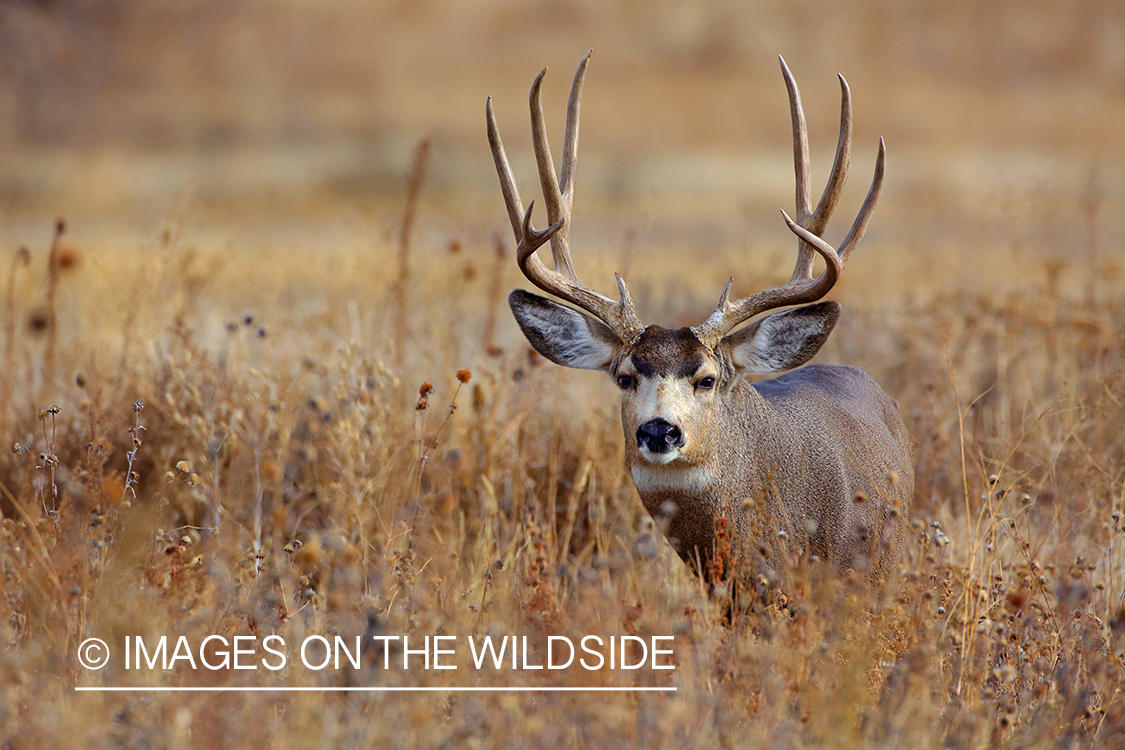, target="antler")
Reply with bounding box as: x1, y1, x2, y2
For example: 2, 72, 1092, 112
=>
486, 50, 645, 345
692, 56, 886, 349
